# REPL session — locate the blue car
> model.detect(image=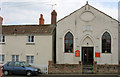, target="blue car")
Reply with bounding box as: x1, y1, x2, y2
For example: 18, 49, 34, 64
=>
2, 61, 41, 76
